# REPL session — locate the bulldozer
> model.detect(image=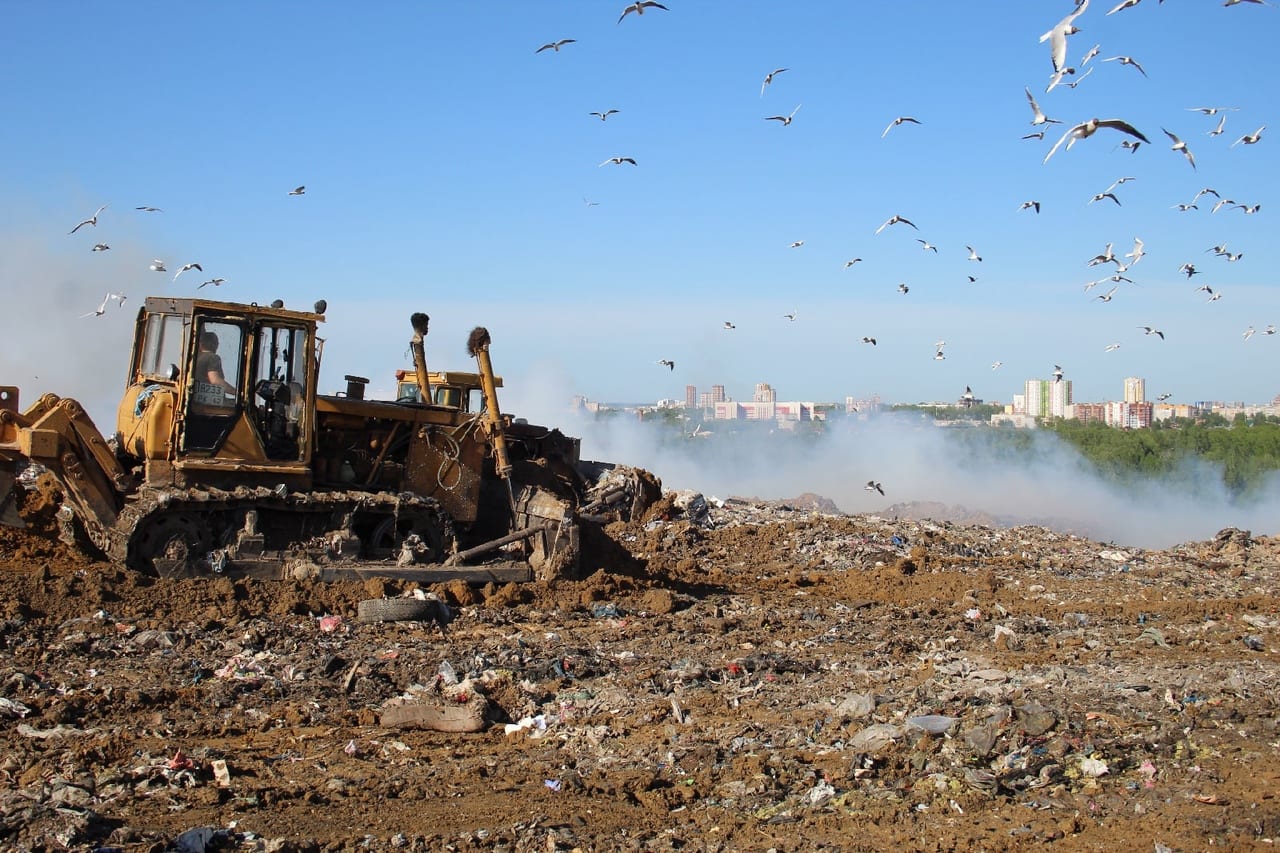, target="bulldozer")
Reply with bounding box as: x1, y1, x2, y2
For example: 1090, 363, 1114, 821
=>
0, 296, 659, 582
